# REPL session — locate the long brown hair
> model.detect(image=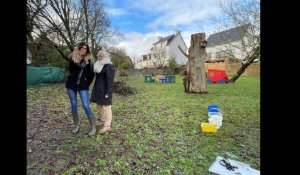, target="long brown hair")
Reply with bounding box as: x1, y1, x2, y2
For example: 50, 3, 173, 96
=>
71, 42, 93, 63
